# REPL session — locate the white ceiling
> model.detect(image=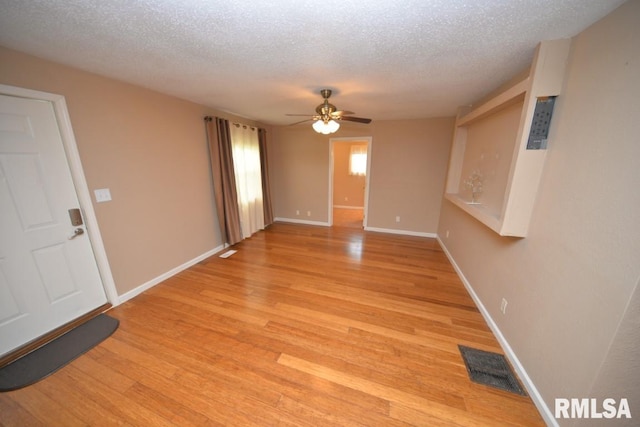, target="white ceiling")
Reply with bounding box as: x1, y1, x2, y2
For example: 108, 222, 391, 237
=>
0, 0, 626, 126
